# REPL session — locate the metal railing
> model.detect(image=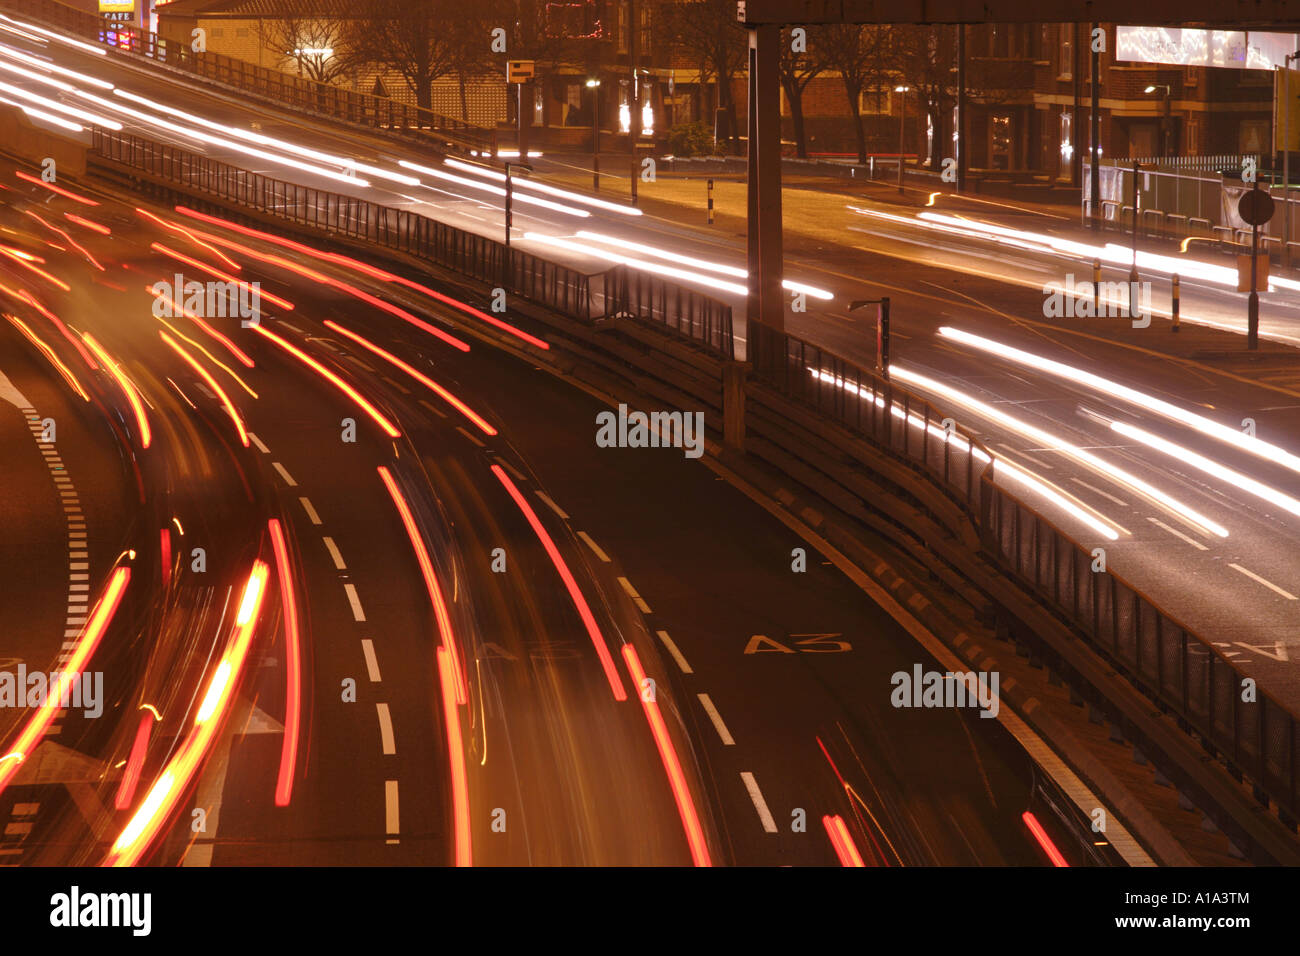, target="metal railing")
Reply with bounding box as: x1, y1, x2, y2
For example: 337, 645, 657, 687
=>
747, 319, 989, 514
90, 128, 732, 356
747, 314, 1300, 820
981, 479, 1298, 818
1, 0, 495, 156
